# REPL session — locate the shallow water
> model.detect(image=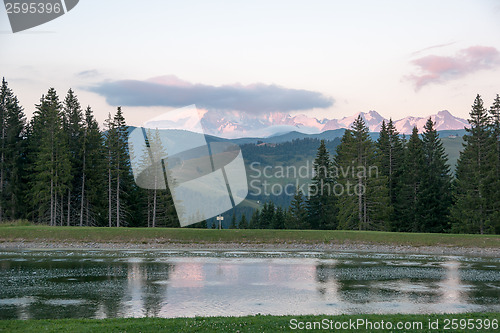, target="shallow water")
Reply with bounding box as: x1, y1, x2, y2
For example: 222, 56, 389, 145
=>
0, 249, 499, 319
